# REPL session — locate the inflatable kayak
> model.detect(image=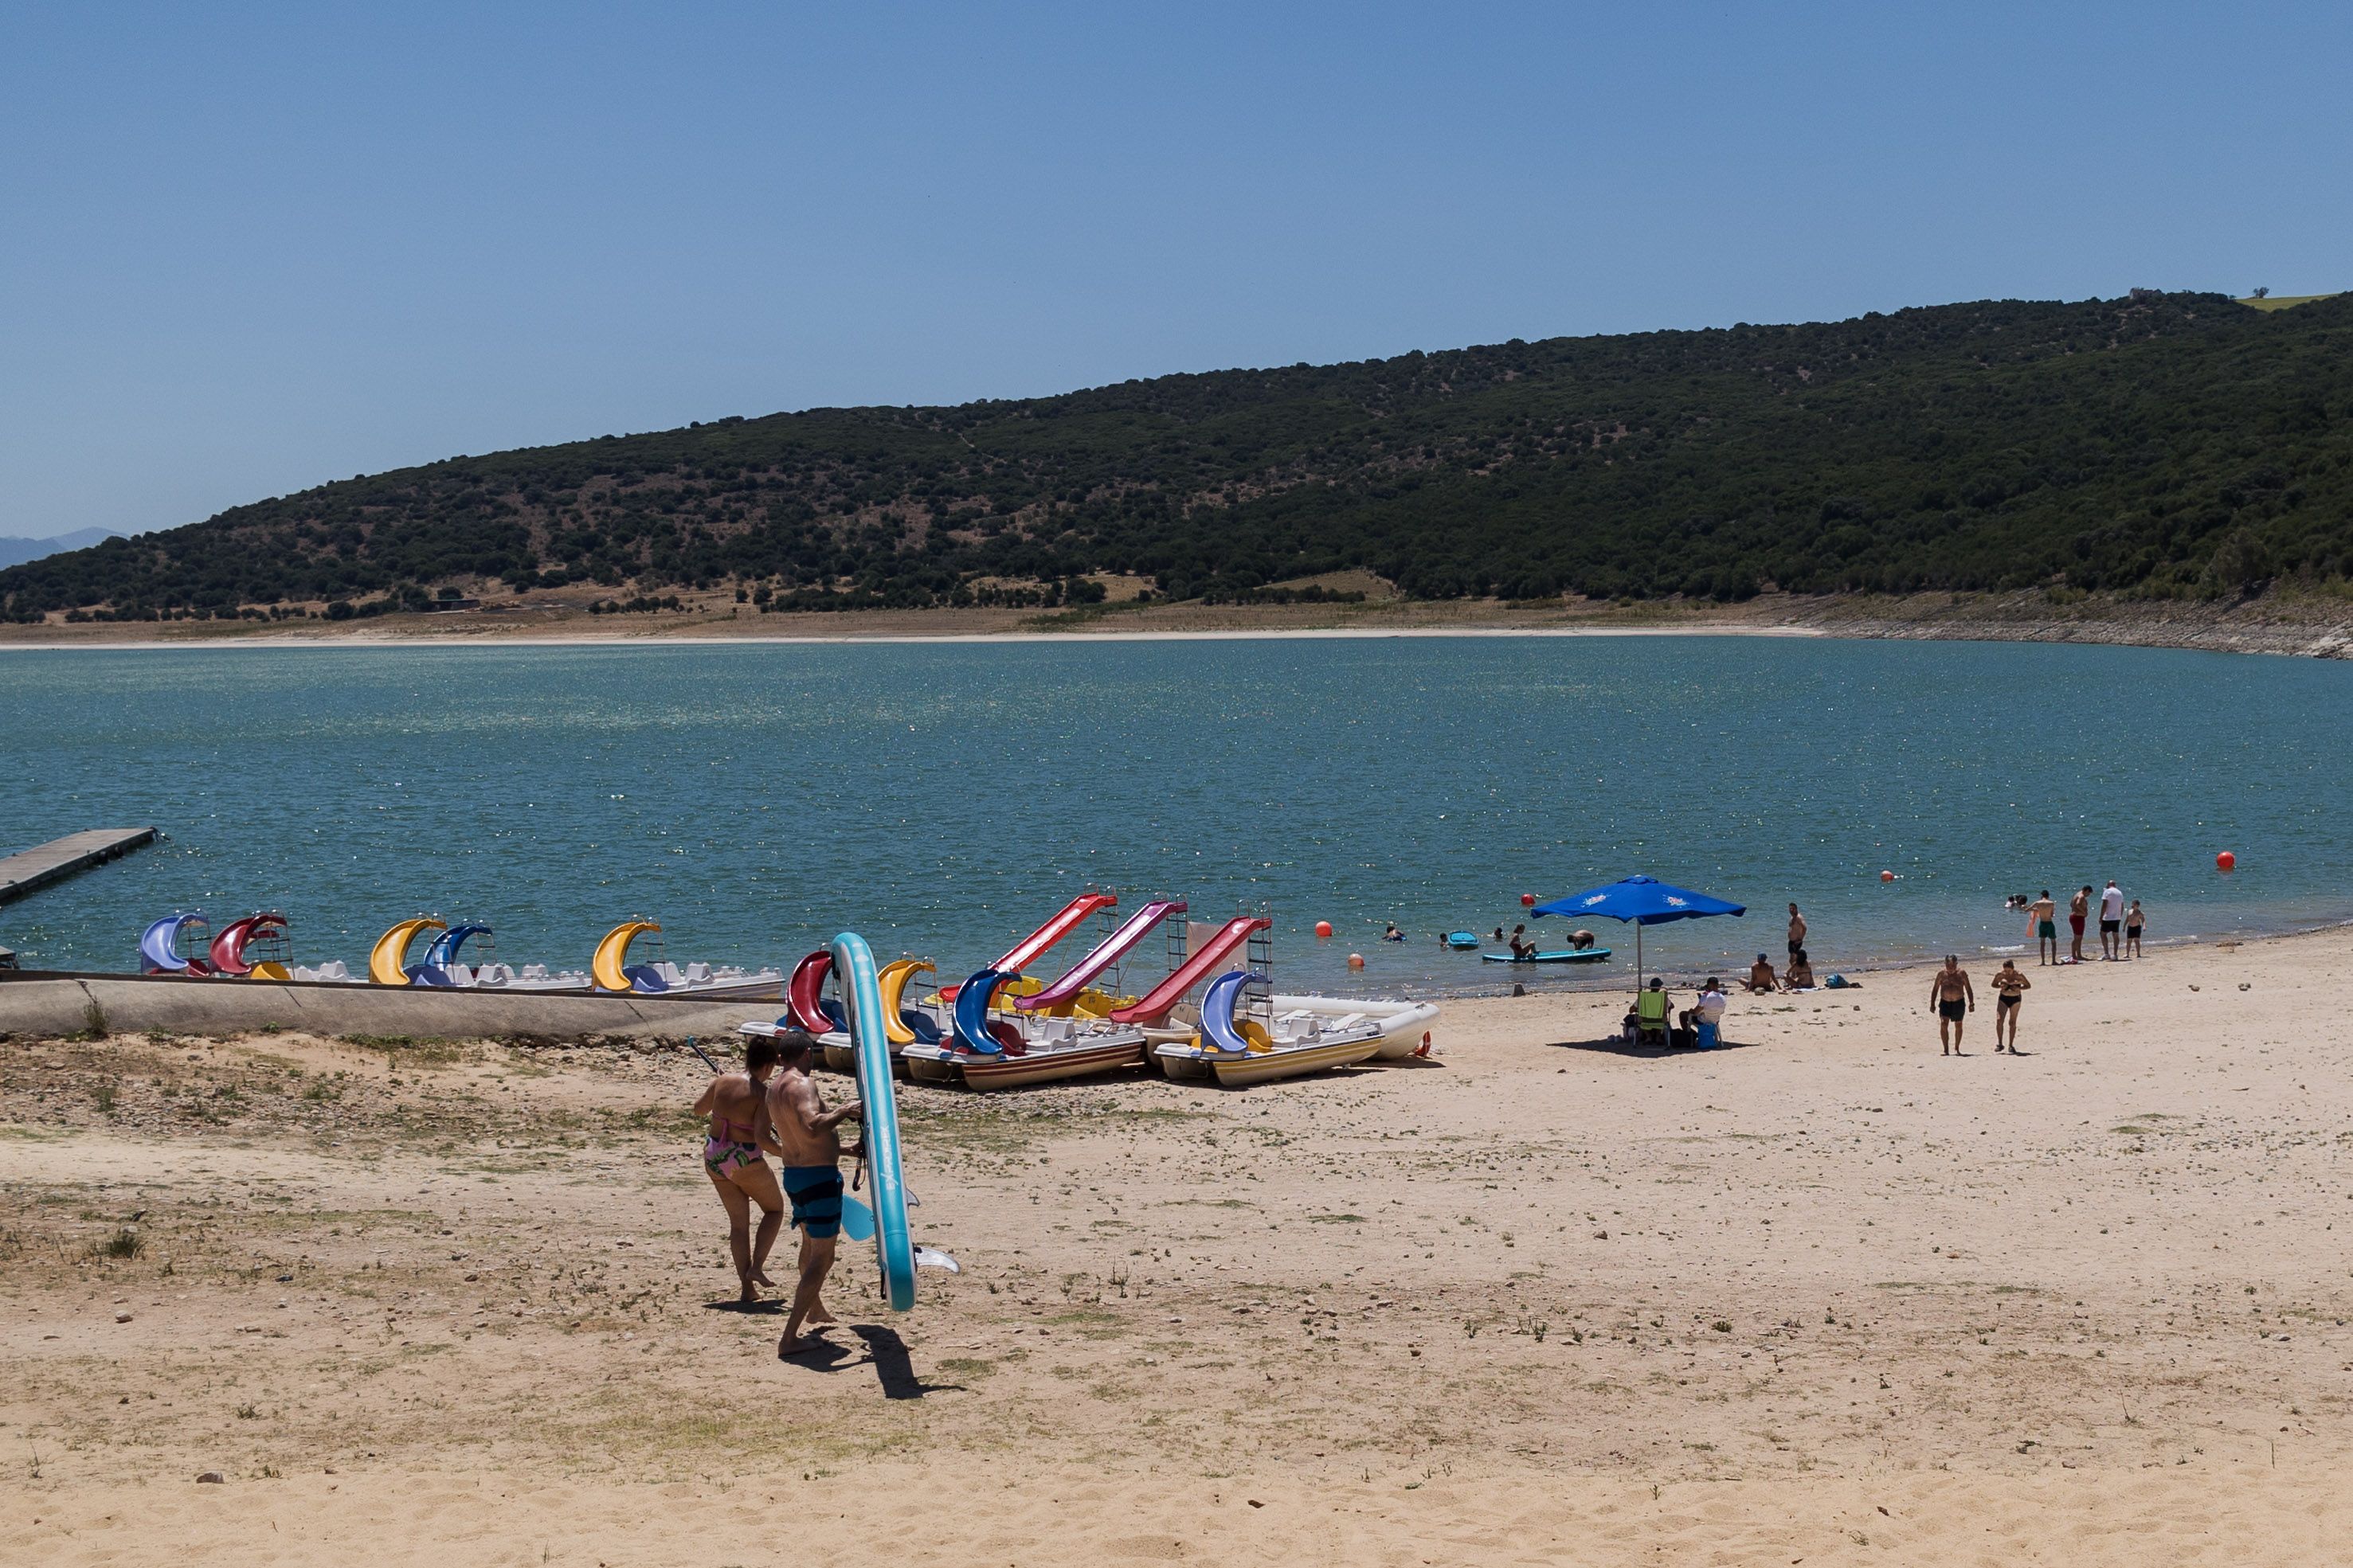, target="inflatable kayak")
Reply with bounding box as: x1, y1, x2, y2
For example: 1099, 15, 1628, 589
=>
1443, 931, 1482, 950
1482, 948, 1612, 964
